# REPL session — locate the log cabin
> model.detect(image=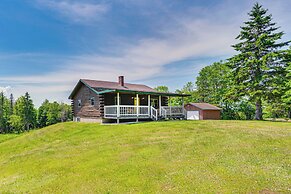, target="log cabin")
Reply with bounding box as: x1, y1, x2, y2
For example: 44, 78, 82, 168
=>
68, 76, 189, 123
